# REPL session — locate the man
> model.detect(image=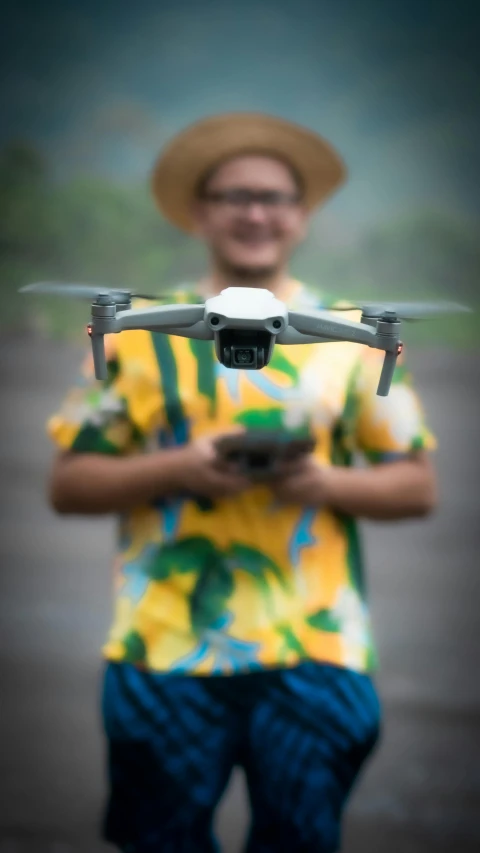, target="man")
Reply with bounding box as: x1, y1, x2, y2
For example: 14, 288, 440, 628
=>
46, 113, 437, 852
